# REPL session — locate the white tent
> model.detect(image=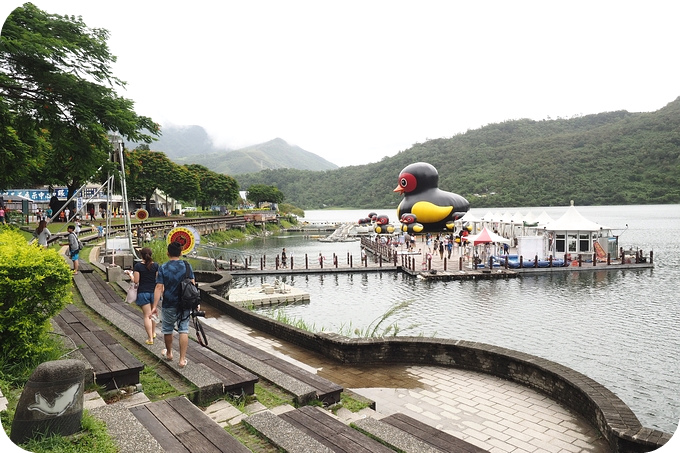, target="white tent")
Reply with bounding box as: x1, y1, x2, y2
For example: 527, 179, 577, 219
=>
545, 204, 610, 231
543, 203, 612, 257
